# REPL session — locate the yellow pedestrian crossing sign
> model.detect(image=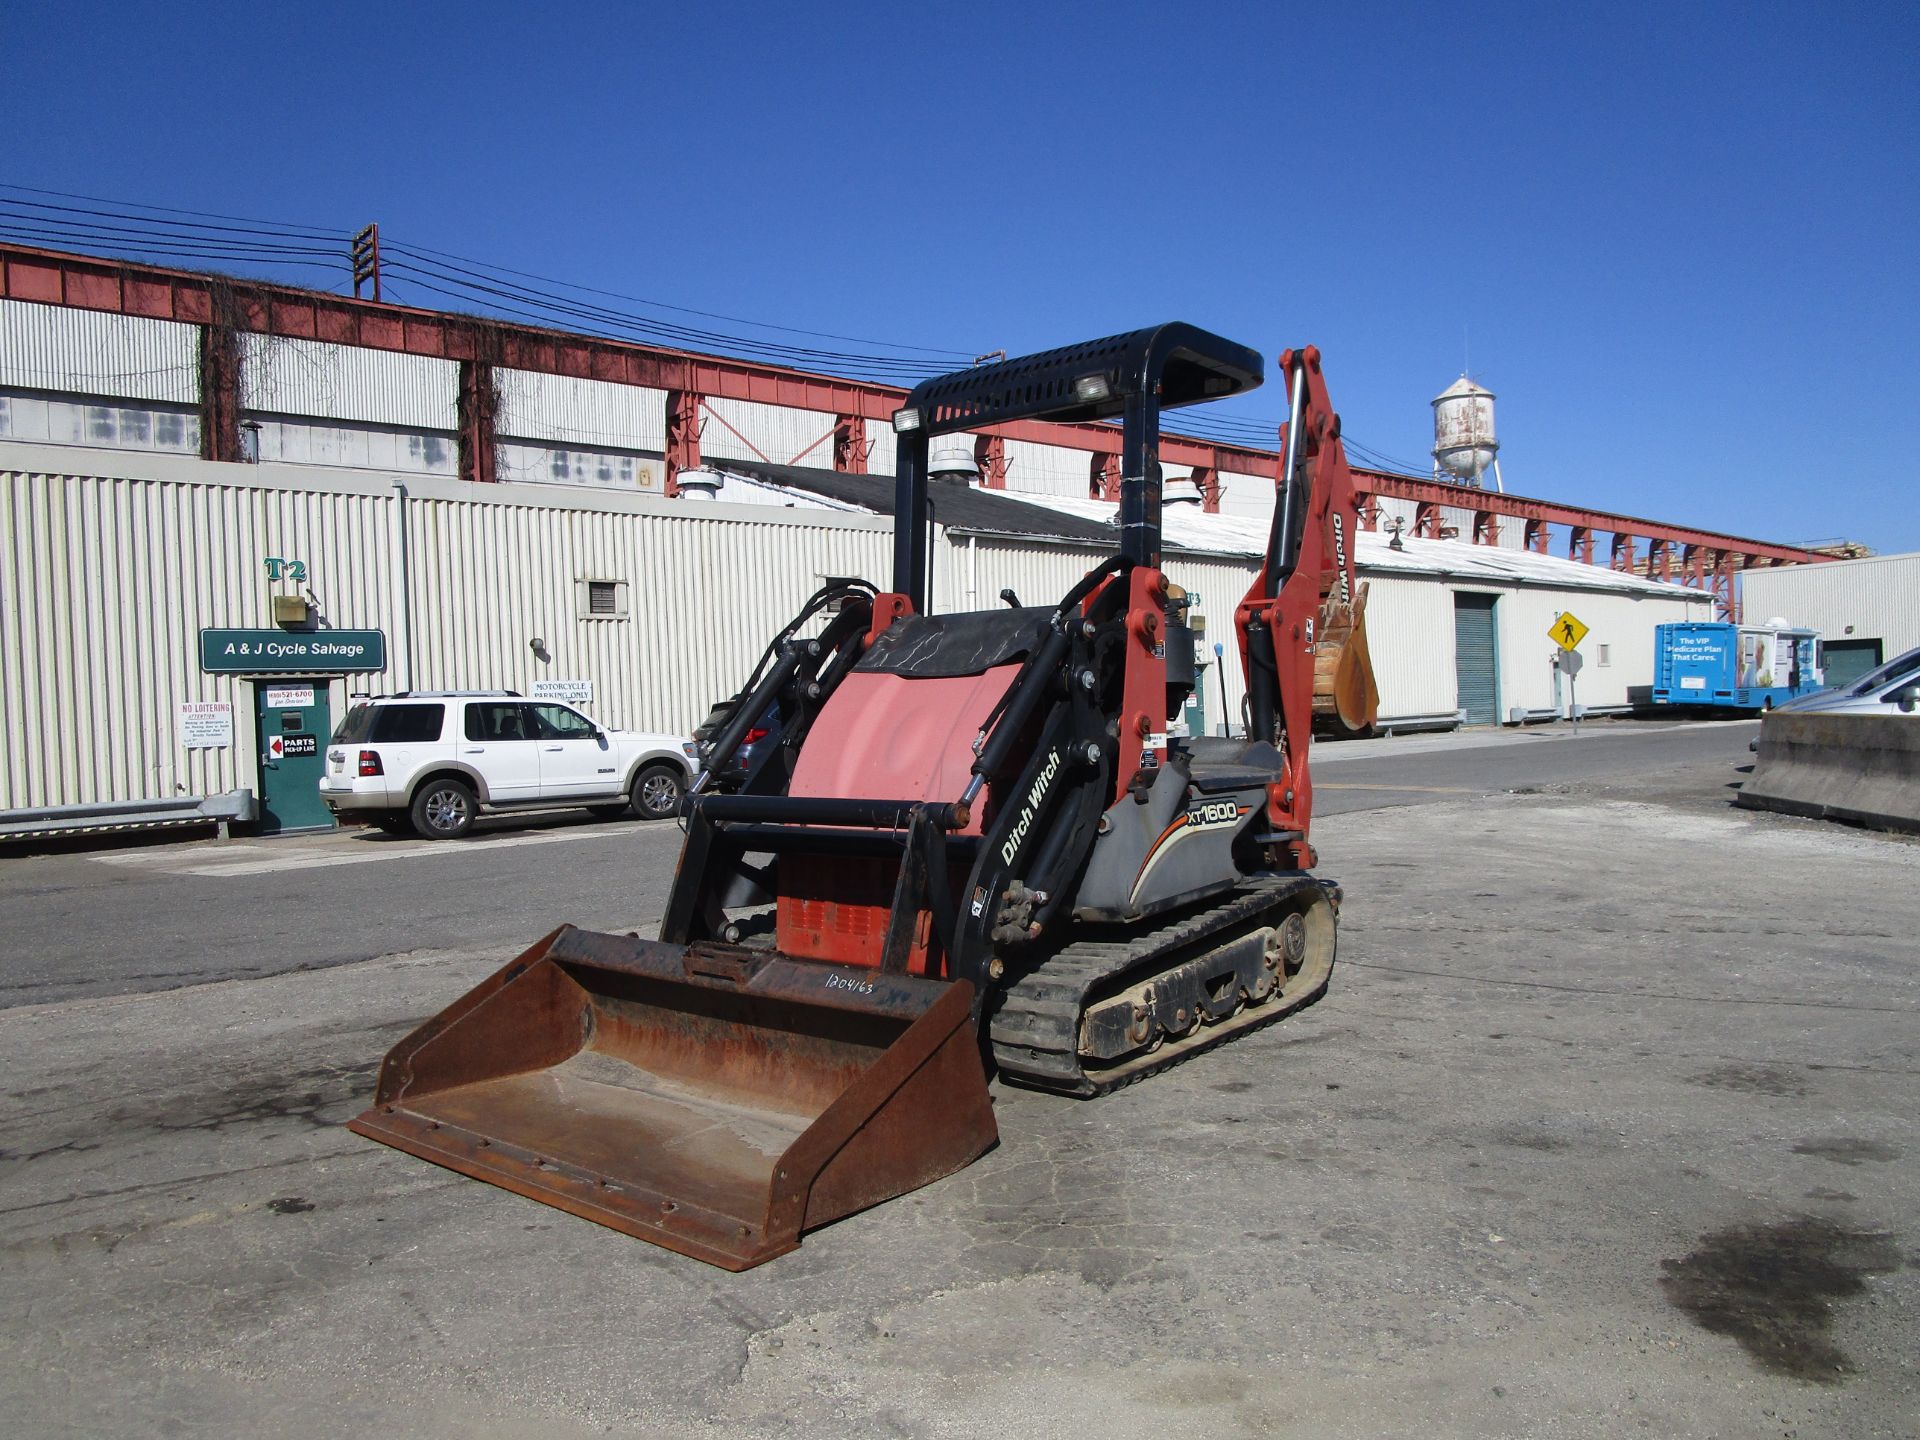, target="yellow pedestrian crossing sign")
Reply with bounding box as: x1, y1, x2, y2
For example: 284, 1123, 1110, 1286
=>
1550, 611, 1589, 652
